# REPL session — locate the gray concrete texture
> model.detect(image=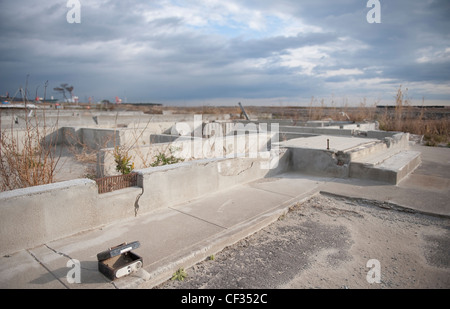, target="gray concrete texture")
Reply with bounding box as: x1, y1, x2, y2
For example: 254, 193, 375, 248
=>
0, 115, 425, 255
0, 144, 448, 289
1, 110, 448, 289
